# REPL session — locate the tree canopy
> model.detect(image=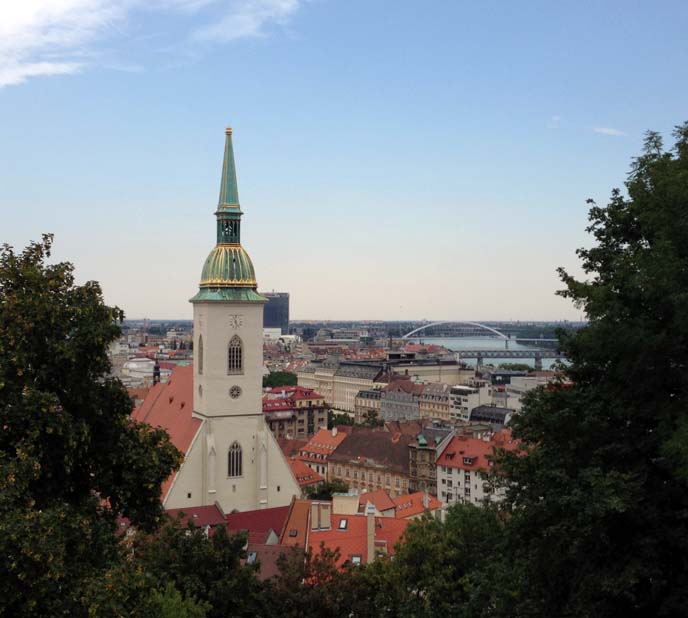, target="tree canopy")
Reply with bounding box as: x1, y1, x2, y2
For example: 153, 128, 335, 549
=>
494, 123, 688, 617
0, 235, 182, 616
